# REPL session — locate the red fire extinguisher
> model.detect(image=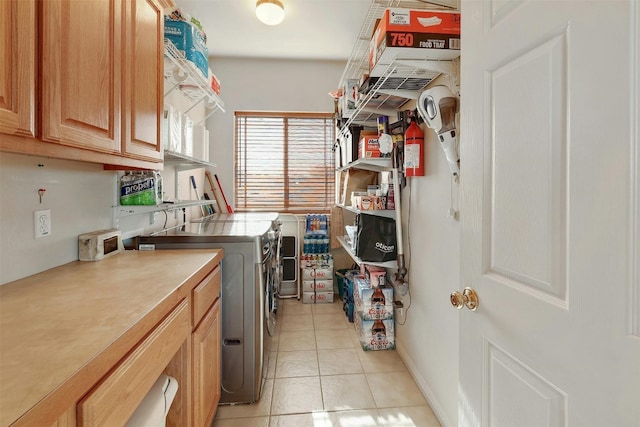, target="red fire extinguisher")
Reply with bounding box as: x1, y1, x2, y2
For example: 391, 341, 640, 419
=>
404, 118, 425, 177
